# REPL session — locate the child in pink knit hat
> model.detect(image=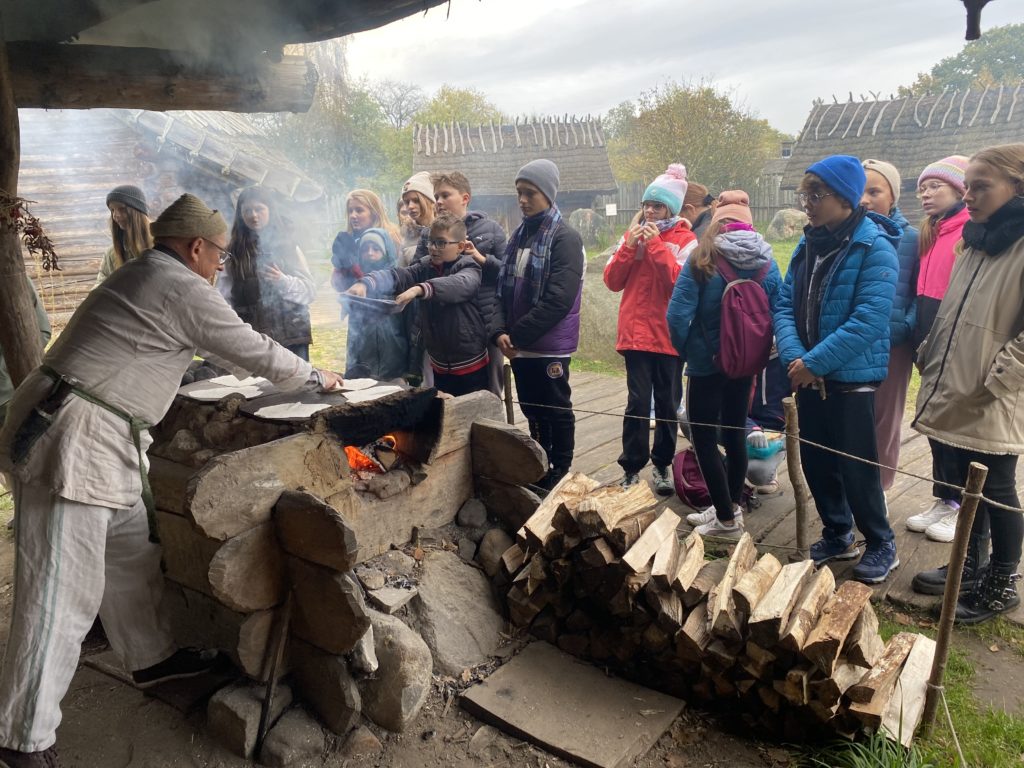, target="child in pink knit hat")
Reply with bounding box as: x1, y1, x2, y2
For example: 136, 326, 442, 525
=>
604, 163, 696, 495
